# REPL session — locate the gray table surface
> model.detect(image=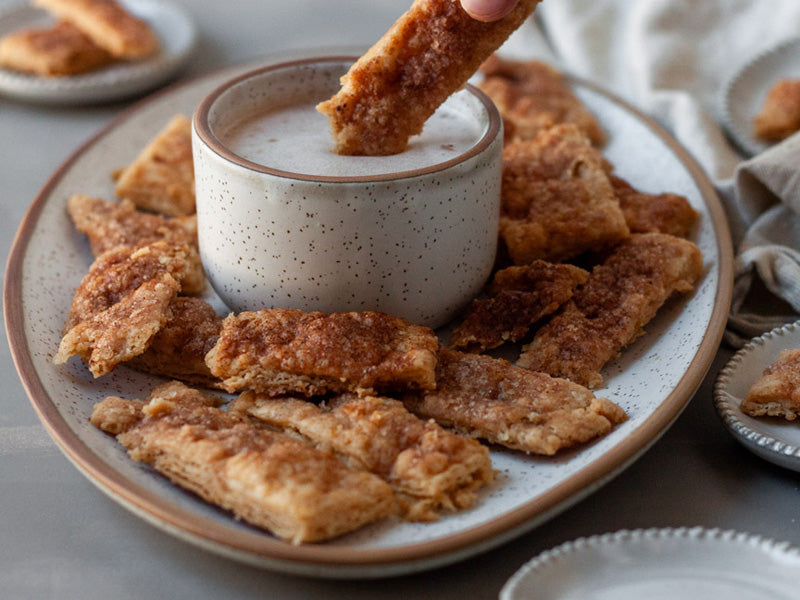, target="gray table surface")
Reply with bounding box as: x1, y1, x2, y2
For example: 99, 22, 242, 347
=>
2, 1, 797, 598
